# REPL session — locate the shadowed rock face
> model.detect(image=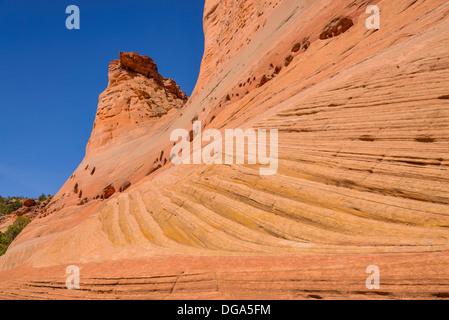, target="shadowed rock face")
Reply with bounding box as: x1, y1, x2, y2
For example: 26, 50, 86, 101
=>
32, 52, 191, 211
1, 0, 449, 299
89, 52, 187, 152
22, 199, 36, 208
